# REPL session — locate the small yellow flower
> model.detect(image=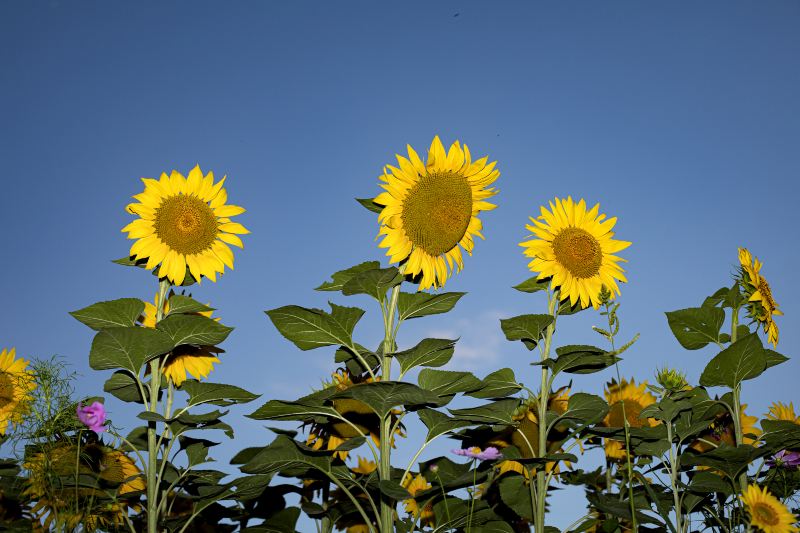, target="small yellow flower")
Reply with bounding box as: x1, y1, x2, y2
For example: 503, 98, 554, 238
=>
741, 484, 799, 533
738, 247, 782, 347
